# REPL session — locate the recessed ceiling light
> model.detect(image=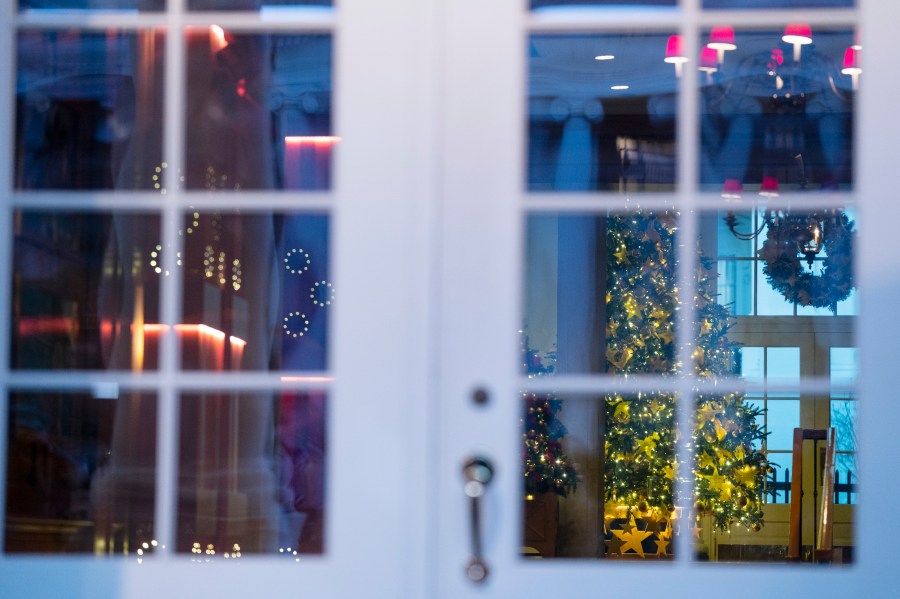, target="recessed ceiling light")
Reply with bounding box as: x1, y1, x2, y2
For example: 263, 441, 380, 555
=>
611, 85, 629, 90
595, 54, 615, 61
